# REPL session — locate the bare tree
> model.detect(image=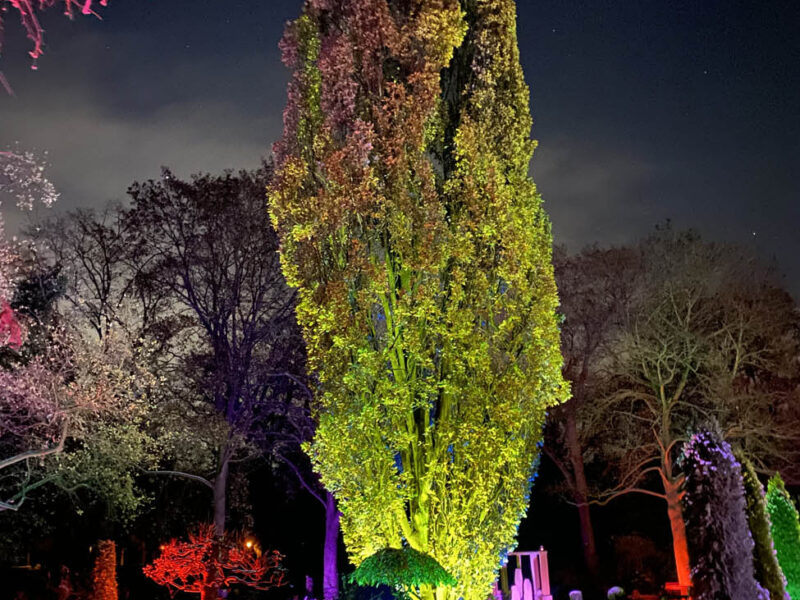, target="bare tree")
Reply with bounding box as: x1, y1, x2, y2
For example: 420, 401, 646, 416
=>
32, 208, 131, 339
31, 168, 343, 598
585, 229, 799, 588
121, 167, 297, 541
544, 245, 642, 577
